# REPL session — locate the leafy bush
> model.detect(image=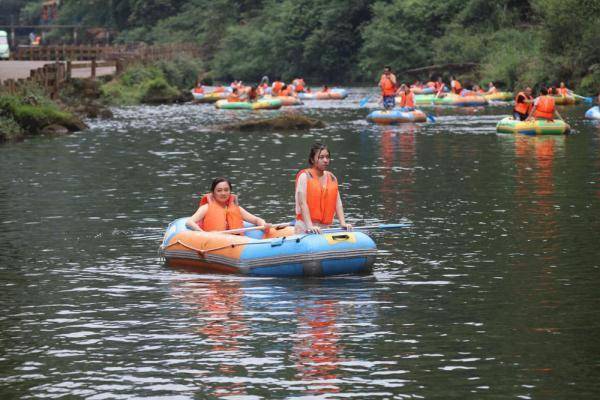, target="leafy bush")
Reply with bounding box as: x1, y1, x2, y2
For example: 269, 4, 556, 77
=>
155, 54, 203, 89
140, 77, 180, 103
